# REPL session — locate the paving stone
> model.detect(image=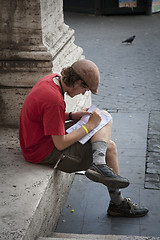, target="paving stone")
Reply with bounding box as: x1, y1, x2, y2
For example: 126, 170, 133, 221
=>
144, 181, 160, 190
145, 173, 160, 183
146, 162, 160, 174
147, 151, 160, 160
147, 139, 160, 153
145, 111, 160, 189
